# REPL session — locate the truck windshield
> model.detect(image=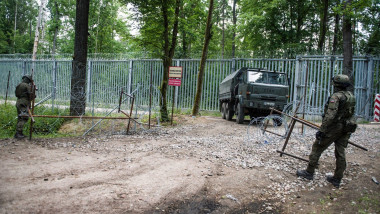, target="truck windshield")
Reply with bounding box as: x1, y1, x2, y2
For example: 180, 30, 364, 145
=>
248, 71, 287, 85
